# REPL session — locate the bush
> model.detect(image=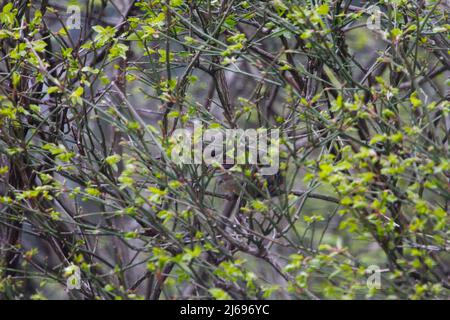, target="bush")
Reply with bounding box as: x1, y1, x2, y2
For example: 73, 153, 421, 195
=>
0, 0, 449, 300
